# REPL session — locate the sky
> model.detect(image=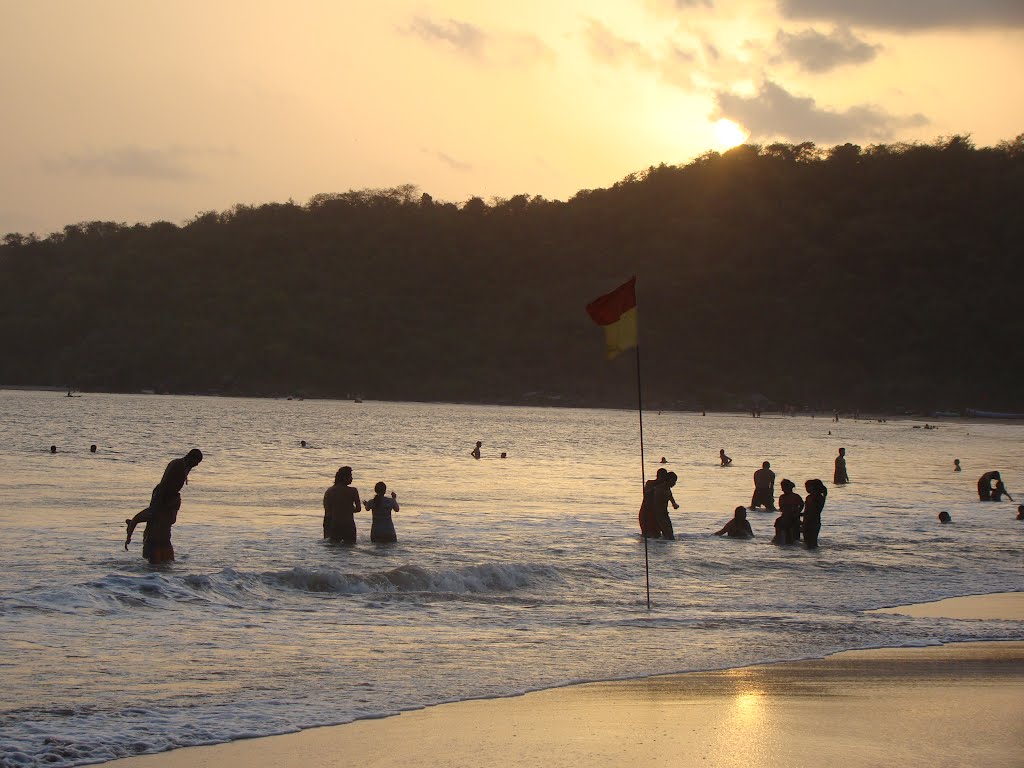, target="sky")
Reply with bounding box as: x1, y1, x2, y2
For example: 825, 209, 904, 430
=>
1, 0, 1022, 235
